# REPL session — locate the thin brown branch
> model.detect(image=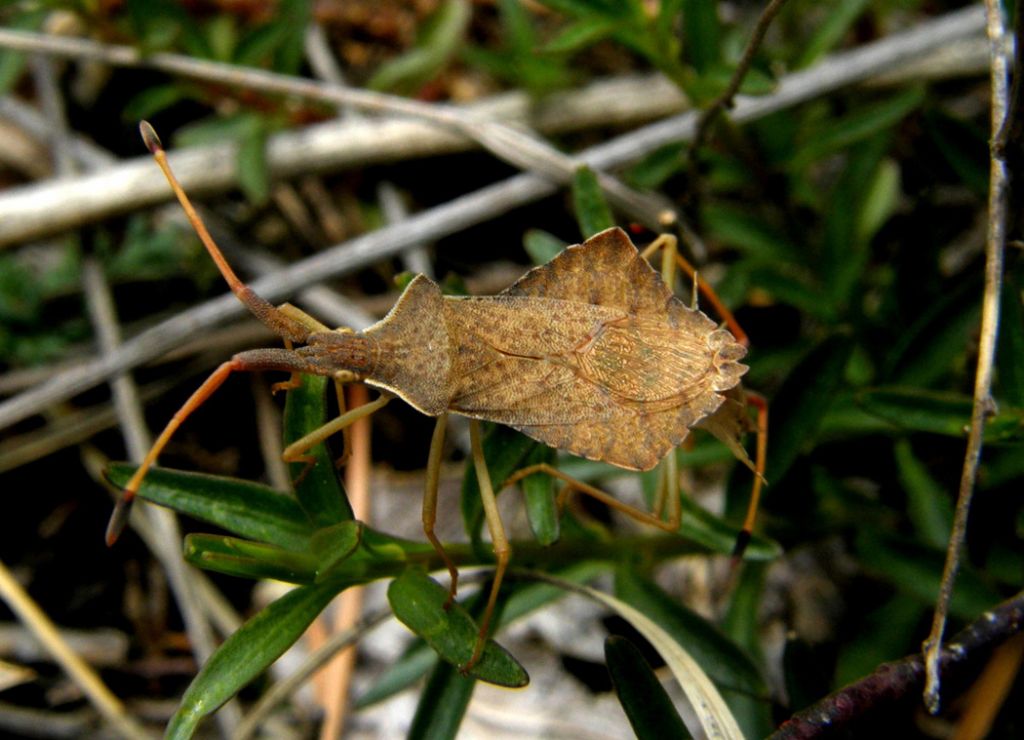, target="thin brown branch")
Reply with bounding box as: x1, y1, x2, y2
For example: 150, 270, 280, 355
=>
688, 0, 791, 161
772, 589, 1024, 738
921, 0, 1012, 713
